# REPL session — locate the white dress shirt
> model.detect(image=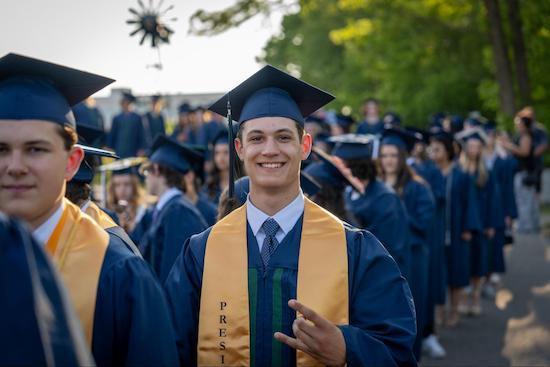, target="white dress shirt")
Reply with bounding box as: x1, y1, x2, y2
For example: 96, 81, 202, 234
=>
32, 200, 65, 247
246, 190, 305, 251
155, 188, 182, 212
